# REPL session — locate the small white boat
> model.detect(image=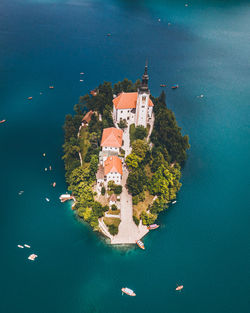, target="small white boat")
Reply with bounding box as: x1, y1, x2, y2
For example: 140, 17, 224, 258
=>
49, 166, 52, 171
17, 245, 24, 248
24, 244, 30, 248
176, 285, 184, 291
121, 287, 136, 296
80, 79, 84, 82
172, 200, 177, 204
43, 153, 46, 157
45, 198, 50, 202
18, 190, 24, 195
28, 254, 38, 261
80, 72, 84, 75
